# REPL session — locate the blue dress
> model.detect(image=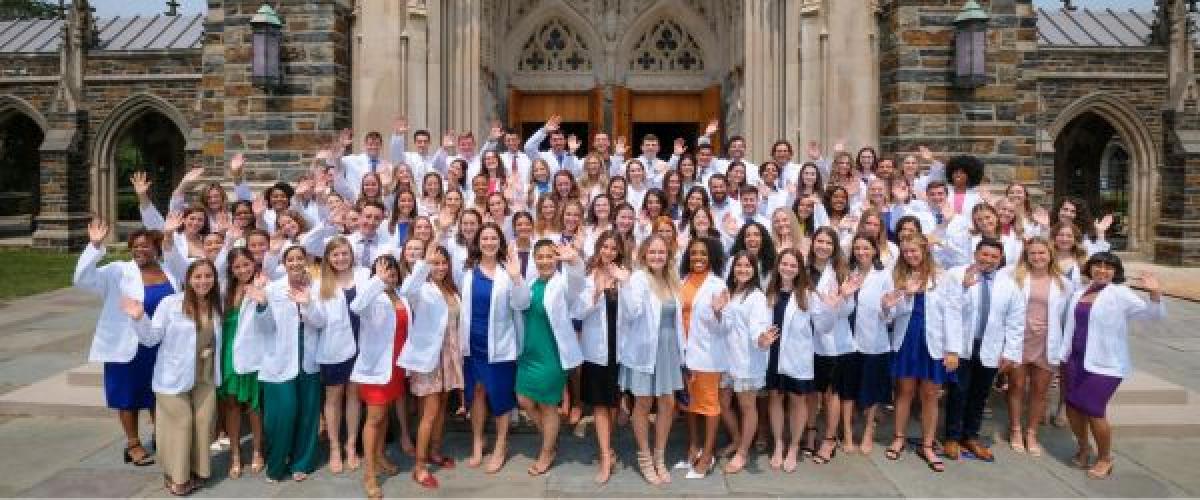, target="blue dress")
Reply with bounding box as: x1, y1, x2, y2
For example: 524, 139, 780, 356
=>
320, 287, 359, 386
463, 268, 517, 414
104, 281, 173, 410
891, 292, 953, 384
